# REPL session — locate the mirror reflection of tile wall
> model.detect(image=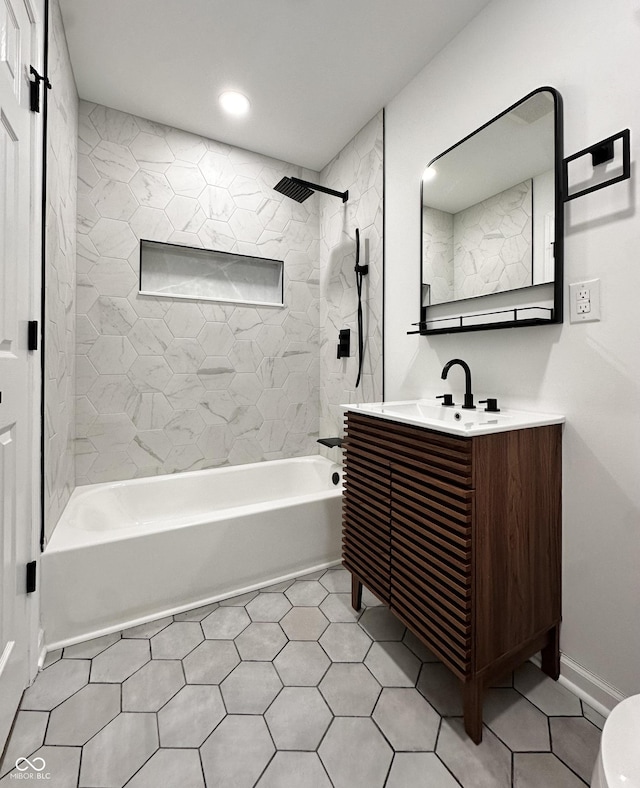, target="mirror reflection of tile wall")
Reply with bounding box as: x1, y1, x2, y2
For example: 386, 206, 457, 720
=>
422, 179, 532, 305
